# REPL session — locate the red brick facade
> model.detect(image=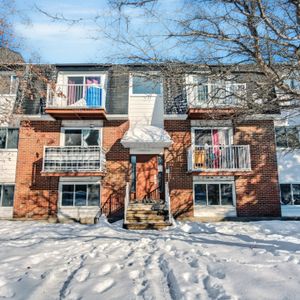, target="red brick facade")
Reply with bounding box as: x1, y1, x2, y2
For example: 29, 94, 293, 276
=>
14, 120, 61, 219
164, 120, 193, 218
101, 120, 130, 219
234, 120, 281, 217
12, 117, 281, 221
